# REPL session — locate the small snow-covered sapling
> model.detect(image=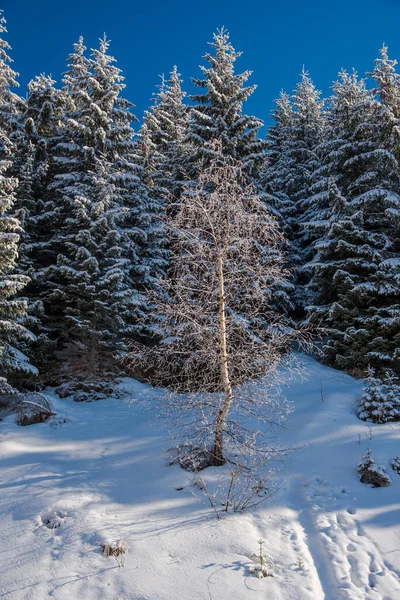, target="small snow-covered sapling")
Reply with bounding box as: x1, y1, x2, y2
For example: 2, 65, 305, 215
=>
249, 539, 274, 578
358, 449, 391, 487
